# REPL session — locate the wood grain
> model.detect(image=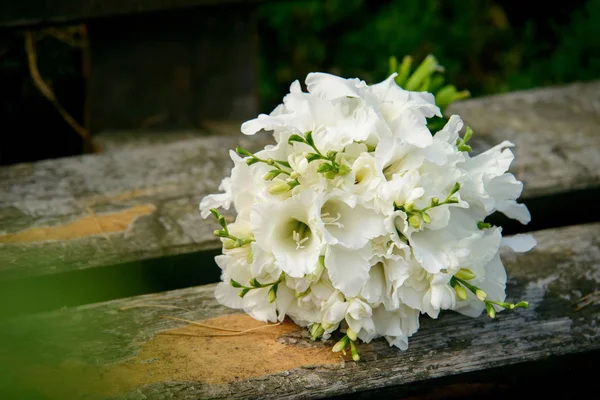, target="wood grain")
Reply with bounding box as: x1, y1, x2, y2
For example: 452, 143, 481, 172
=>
2, 223, 598, 399
1, 82, 599, 280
